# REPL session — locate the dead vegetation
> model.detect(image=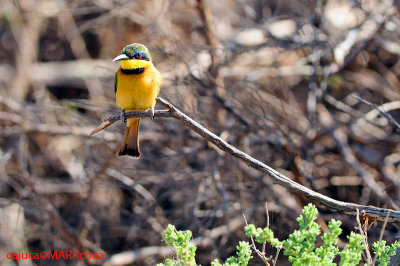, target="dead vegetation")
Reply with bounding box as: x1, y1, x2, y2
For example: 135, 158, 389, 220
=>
0, 0, 400, 265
